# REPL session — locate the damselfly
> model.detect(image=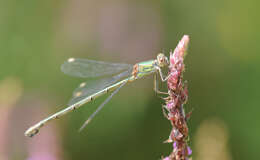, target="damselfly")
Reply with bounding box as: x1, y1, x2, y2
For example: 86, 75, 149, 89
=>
25, 53, 170, 137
